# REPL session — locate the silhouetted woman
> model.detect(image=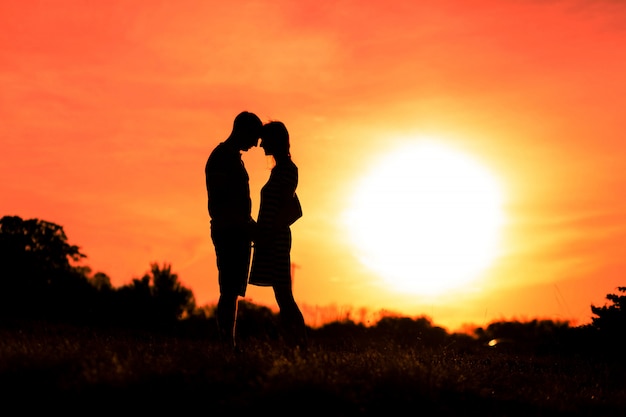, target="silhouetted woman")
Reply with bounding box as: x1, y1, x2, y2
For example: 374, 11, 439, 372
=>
249, 121, 306, 347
